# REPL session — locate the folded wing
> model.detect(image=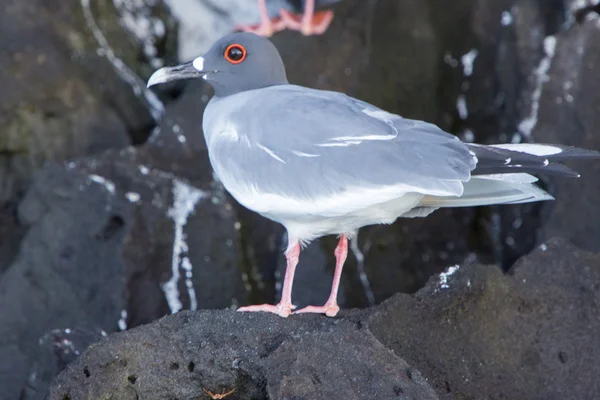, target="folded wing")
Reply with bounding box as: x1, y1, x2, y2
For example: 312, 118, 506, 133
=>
208, 85, 476, 216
